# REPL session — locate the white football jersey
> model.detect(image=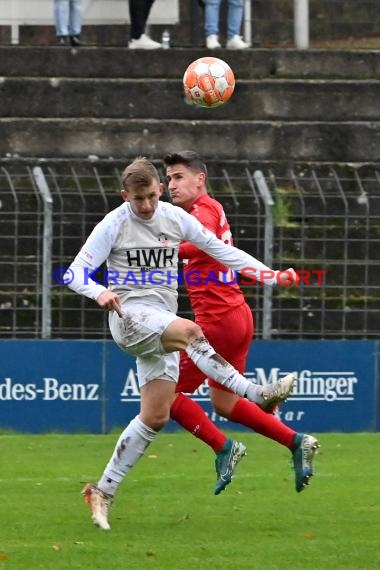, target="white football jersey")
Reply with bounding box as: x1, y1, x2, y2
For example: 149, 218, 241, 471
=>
67, 200, 276, 312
